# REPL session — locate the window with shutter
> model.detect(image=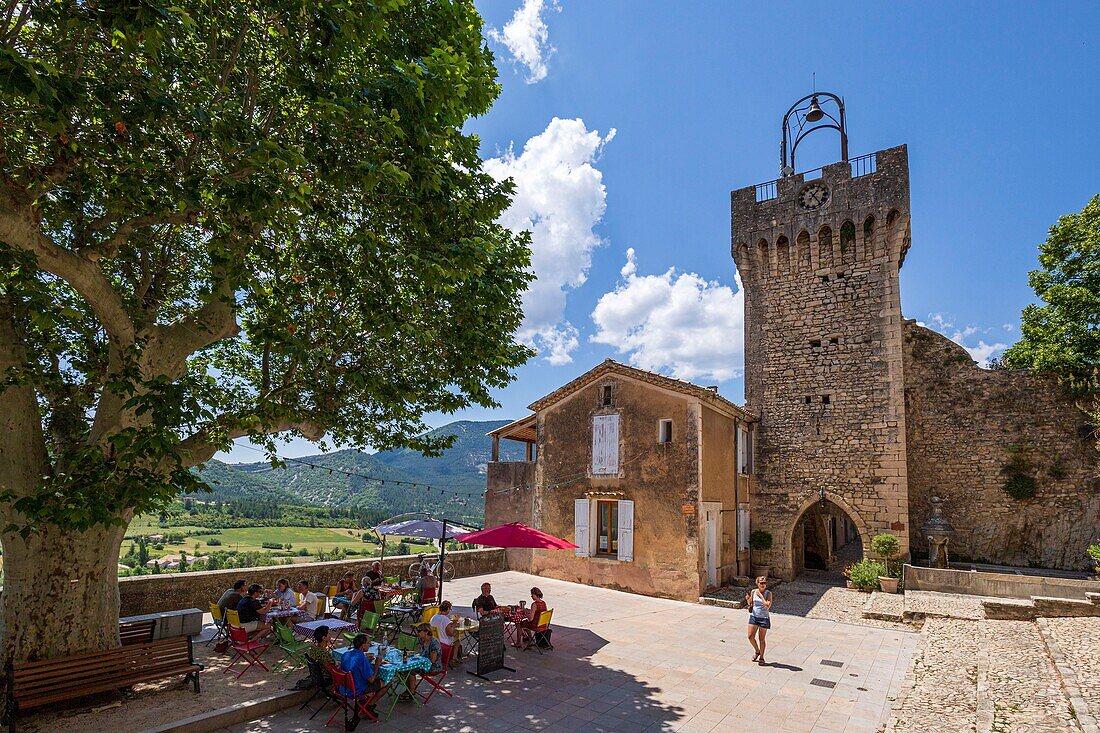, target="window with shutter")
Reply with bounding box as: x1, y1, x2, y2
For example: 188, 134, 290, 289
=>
591, 414, 620, 475
574, 499, 590, 557
737, 504, 750, 552
617, 500, 634, 562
